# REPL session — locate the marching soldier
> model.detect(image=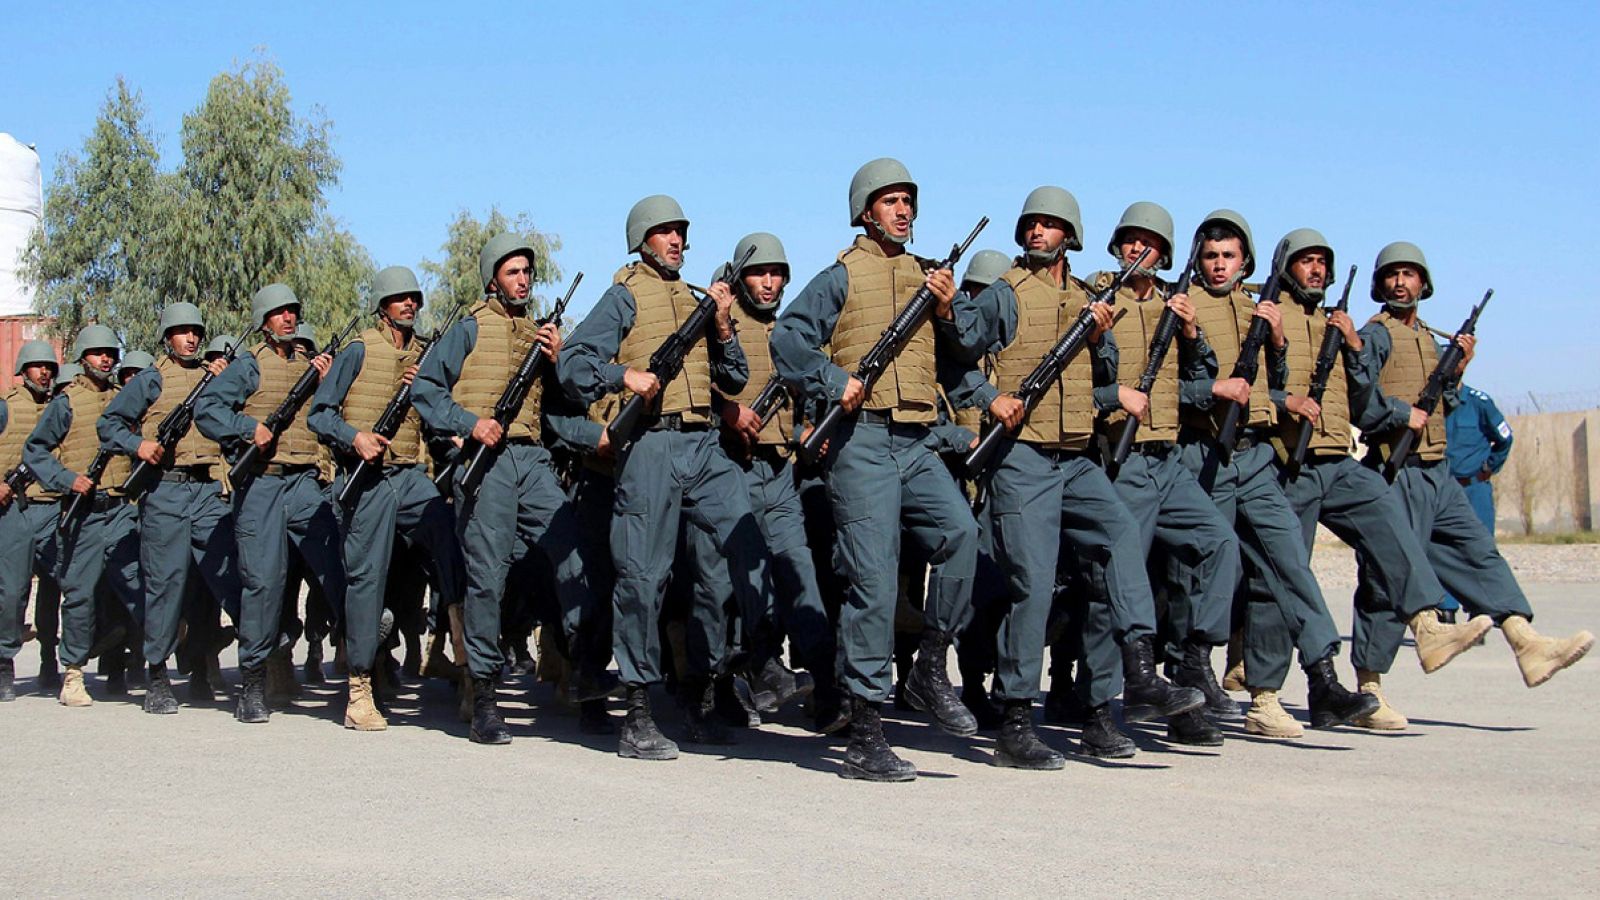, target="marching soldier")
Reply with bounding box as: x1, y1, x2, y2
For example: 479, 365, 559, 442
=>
194, 284, 347, 724
1351, 242, 1592, 705
117, 351, 154, 386
309, 265, 467, 732
771, 159, 979, 781
23, 325, 143, 707
100, 302, 243, 714
0, 340, 63, 702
